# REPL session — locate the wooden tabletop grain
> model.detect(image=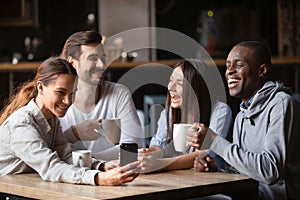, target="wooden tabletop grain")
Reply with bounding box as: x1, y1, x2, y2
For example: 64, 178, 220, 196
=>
0, 169, 258, 200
